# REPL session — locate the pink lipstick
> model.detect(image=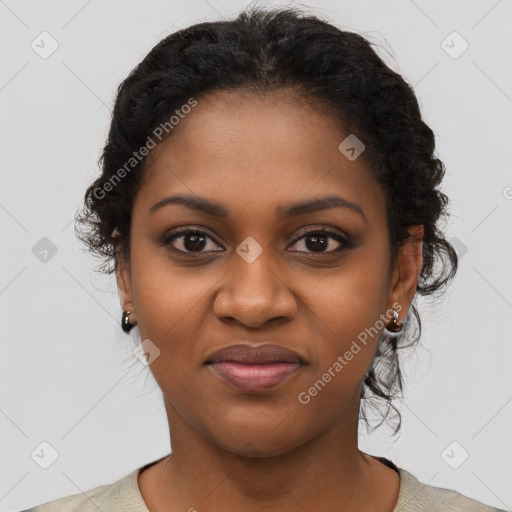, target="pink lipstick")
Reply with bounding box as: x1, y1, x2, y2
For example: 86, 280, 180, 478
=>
205, 343, 303, 391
